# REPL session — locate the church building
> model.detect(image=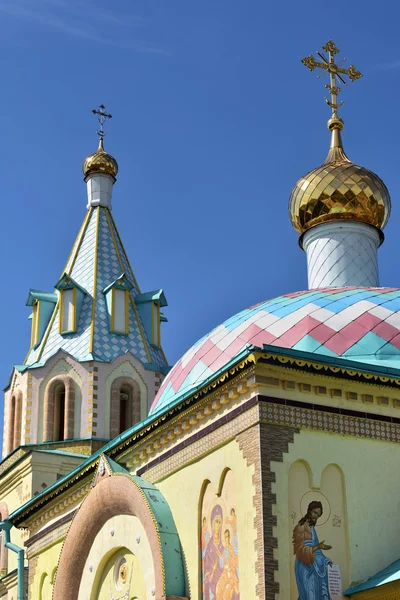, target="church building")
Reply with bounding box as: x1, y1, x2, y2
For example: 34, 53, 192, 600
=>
0, 41, 399, 600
